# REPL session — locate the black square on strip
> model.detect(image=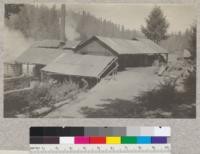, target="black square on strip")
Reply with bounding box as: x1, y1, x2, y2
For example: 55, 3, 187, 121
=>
30, 137, 43, 144
61, 127, 71, 136
43, 137, 59, 144
68, 127, 84, 136
43, 127, 62, 136
30, 127, 44, 137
